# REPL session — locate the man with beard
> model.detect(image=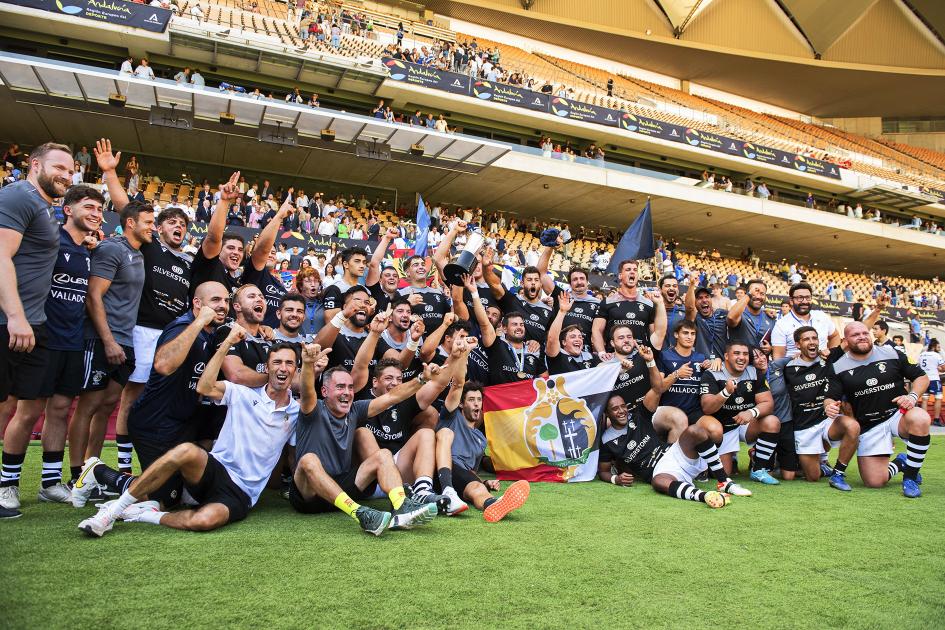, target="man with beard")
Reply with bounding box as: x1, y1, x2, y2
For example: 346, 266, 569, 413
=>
546, 291, 598, 375
826, 322, 930, 497
75, 329, 301, 536
289, 358, 441, 535
399, 254, 451, 333
219, 284, 272, 387
783, 326, 860, 491
483, 260, 552, 345
436, 222, 501, 320
366, 227, 403, 313
240, 200, 294, 328
322, 247, 368, 321
94, 139, 195, 475
294, 267, 324, 338
189, 171, 245, 297
367, 297, 425, 381
684, 276, 727, 365
447, 273, 500, 385
481, 312, 545, 385
314, 286, 376, 392
67, 200, 152, 487
0, 185, 102, 511
436, 358, 531, 521
598, 388, 748, 506
73, 282, 230, 510
700, 342, 782, 484
593, 260, 667, 353
726, 279, 775, 354
658, 275, 687, 351
771, 282, 840, 359
273, 293, 309, 343
0, 142, 72, 518
536, 237, 598, 349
